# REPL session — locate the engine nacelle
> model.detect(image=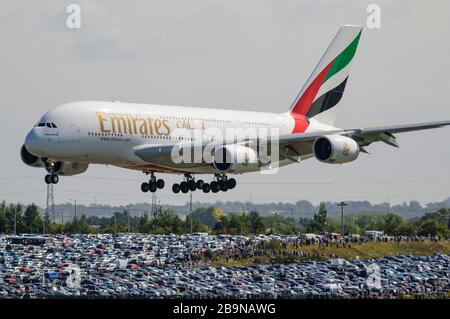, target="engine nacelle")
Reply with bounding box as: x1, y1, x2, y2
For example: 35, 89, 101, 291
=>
46, 161, 89, 176
313, 135, 360, 164
213, 144, 260, 173
20, 144, 45, 167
